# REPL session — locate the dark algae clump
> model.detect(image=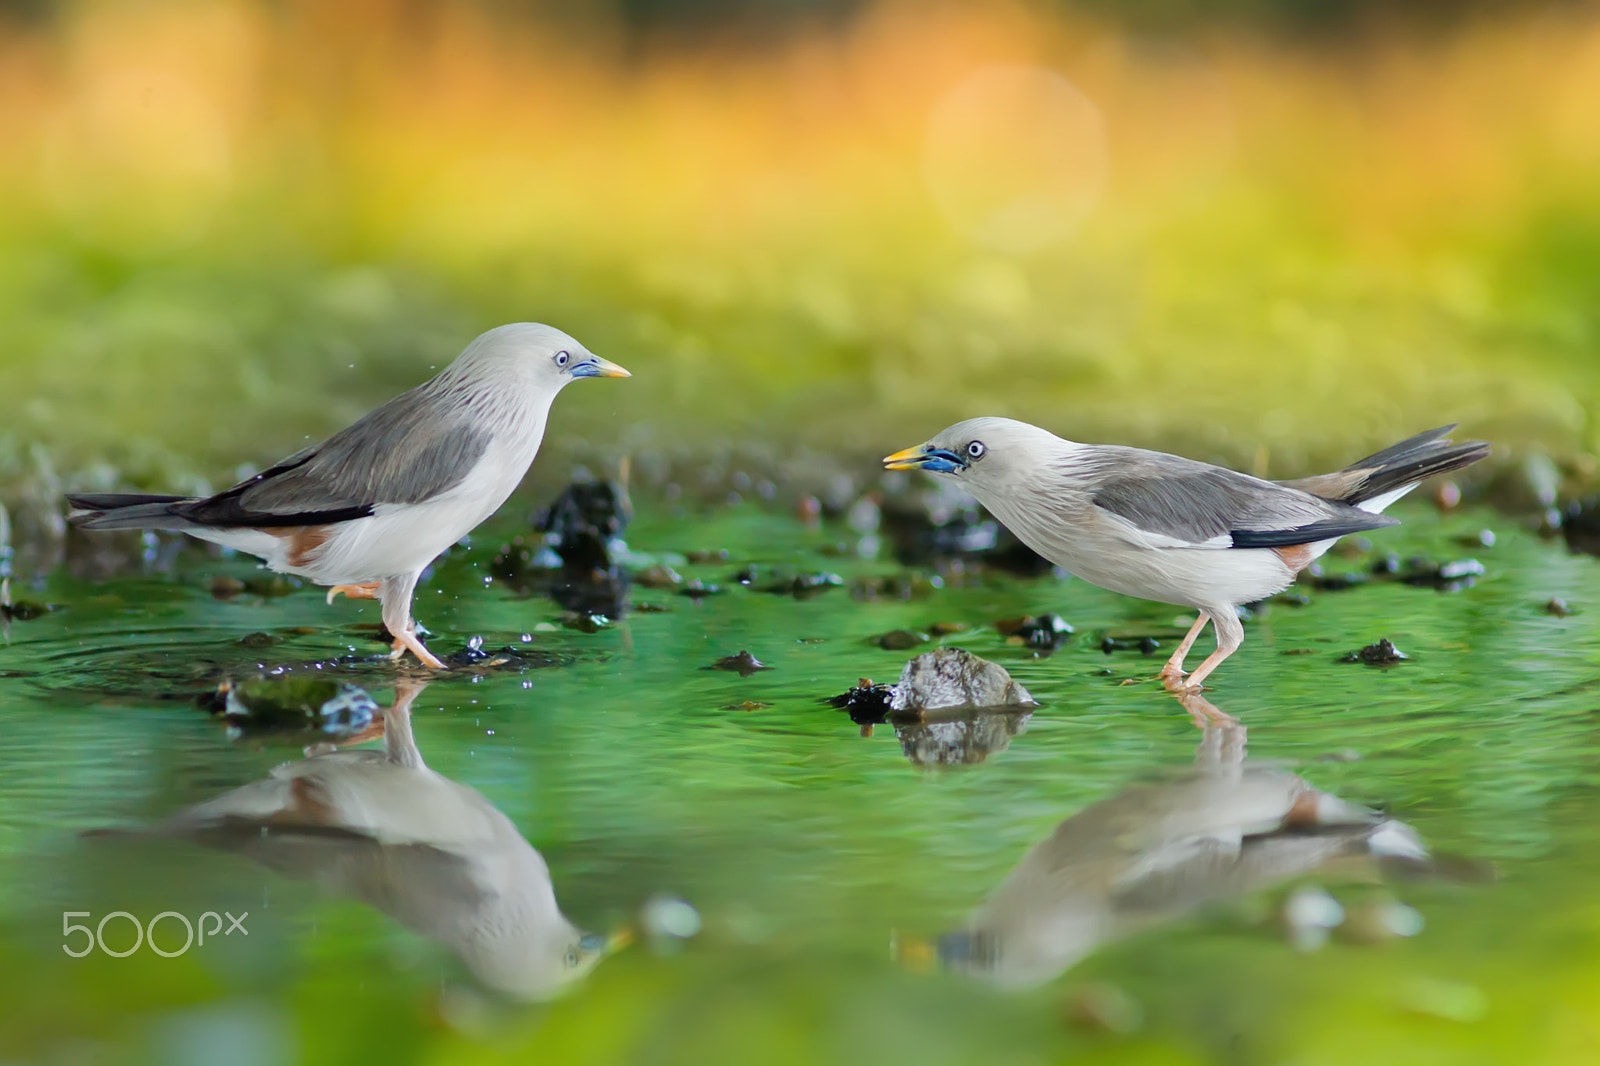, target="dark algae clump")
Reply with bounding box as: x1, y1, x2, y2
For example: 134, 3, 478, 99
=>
1341, 638, 1410, 665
